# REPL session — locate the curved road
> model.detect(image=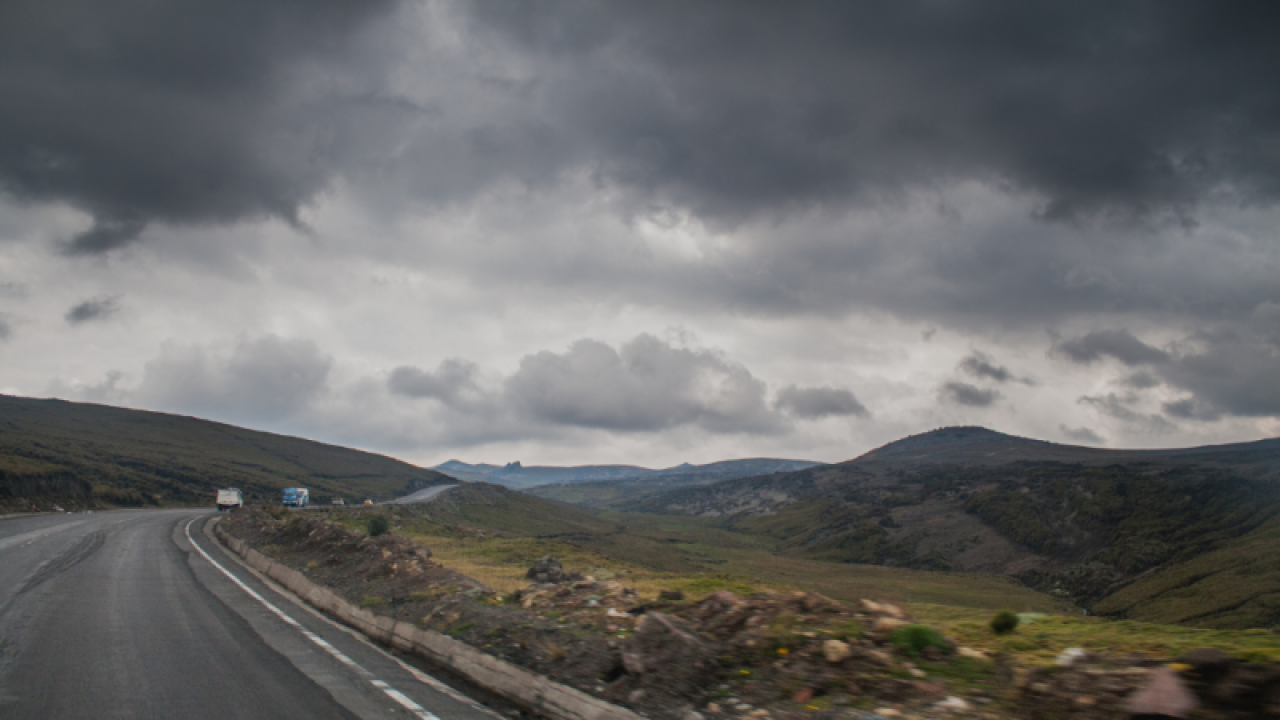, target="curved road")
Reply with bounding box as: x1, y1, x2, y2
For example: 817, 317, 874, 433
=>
0, 510, 498, 719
